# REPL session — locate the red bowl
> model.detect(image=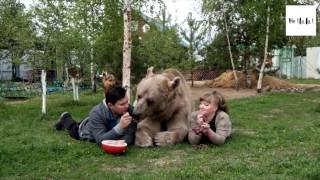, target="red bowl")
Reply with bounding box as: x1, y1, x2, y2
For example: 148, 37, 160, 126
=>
101, 140, 127, 154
